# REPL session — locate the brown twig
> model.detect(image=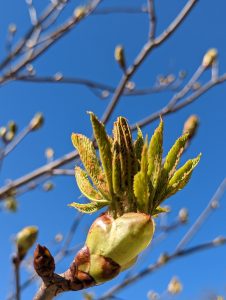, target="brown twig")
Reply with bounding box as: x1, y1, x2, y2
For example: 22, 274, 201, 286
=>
12, 255, 21, 300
